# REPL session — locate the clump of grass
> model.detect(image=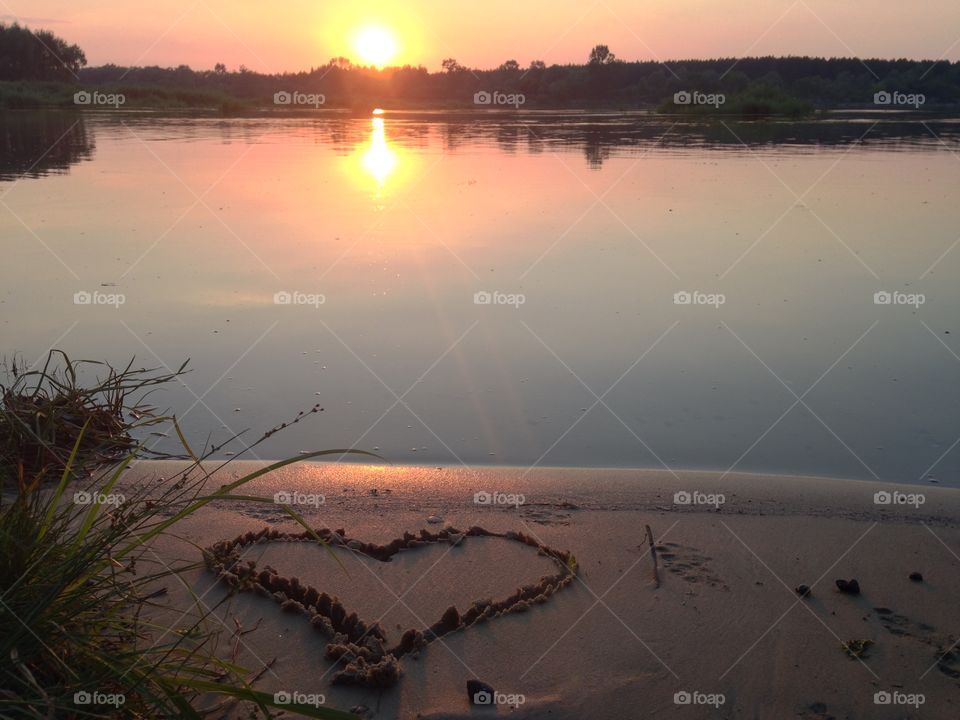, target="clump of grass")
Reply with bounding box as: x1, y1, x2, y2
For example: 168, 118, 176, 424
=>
0, 351, 185, 488
0, 350, 369, 719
